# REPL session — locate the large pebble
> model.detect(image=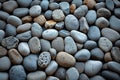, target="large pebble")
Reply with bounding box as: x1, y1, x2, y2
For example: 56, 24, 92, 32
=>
0, 46, 7, 57
106, 0, 114, 11
23, 54, 38, 71
0, 30, 5, 42
71, 30, 87, 43
9, 65, 26, 80
65, 14, 79, 31
2, 36, 19, 49
7, 15, 22, 27
66, 67, 79, 80
88, 26, 101, 41
45, 61, 58, 75
52, 9, 65, 21
85, 60, 102, 76
38, 52, 51, 68
3, 1, 18, 13
84, 40, 97, 50
0, 20, 6, 30
75, 62, 84, 73
59, 2, 70, 15
0, 72, 8, 80
65, 36, 77, 54
56, 52, 76, 67
27, 71, 46, 80
5, 24, 16, 36
110, 15, 120, 32
52, 37, 64, 52
74, 5, 88, 18
42, 29, 58, 40
31, 23, 43, 37
17, 0, 32, 7
98, 37, 113, 52
0, 56, 11, 71
8, 49, 23, 64
40, 0, 49, 11
0, 11, 9, 21
29, 5, 41, 17
55, 21, 64, 30
75, 49, 91, 61
28, 37, 41, 54
18, 42, 30, 56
